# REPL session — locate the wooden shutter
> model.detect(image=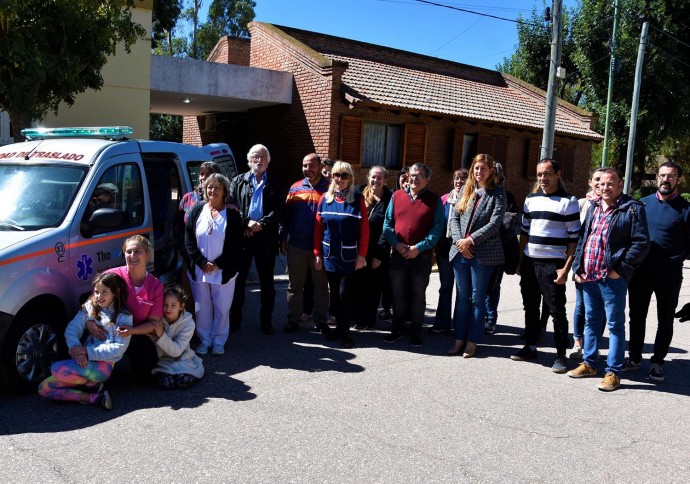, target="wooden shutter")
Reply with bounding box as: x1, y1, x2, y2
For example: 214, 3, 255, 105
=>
524, 138, 540, 178
561, 145, 575, 182
477, 134, 493, 157
403, 124, 426, 165
340, 116, 363, 165
493, 135, 509, 175
451, 128, 464, 171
